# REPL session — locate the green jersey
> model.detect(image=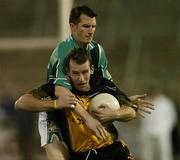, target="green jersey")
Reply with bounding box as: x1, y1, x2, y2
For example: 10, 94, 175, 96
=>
47, 35, 111, 89
39, 35, 112, 147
